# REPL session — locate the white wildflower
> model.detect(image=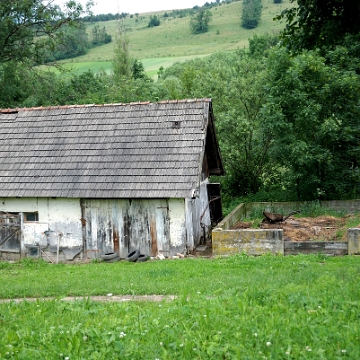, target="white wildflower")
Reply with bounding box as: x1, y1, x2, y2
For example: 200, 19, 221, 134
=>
266, 342, 271, 346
